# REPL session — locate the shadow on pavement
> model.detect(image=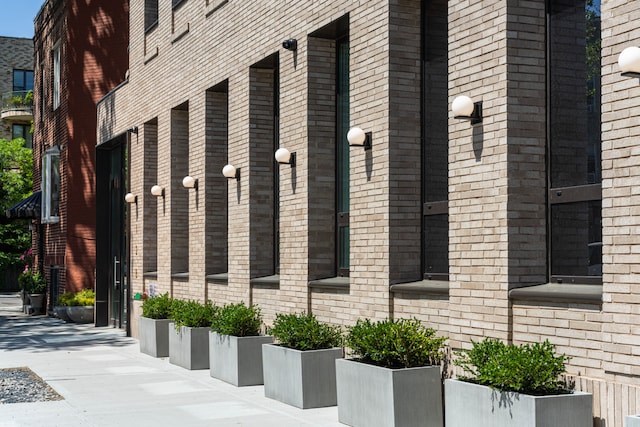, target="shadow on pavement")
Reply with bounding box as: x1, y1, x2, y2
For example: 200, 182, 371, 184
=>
0, 307, 134, 353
